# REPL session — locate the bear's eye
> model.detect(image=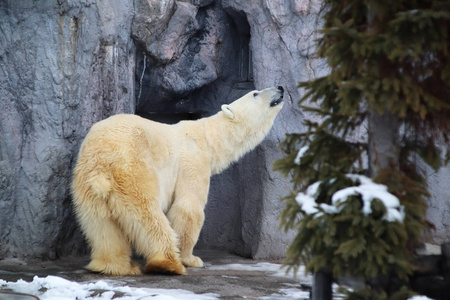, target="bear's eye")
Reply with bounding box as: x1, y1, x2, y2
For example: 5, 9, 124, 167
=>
253, 92, 259, 97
